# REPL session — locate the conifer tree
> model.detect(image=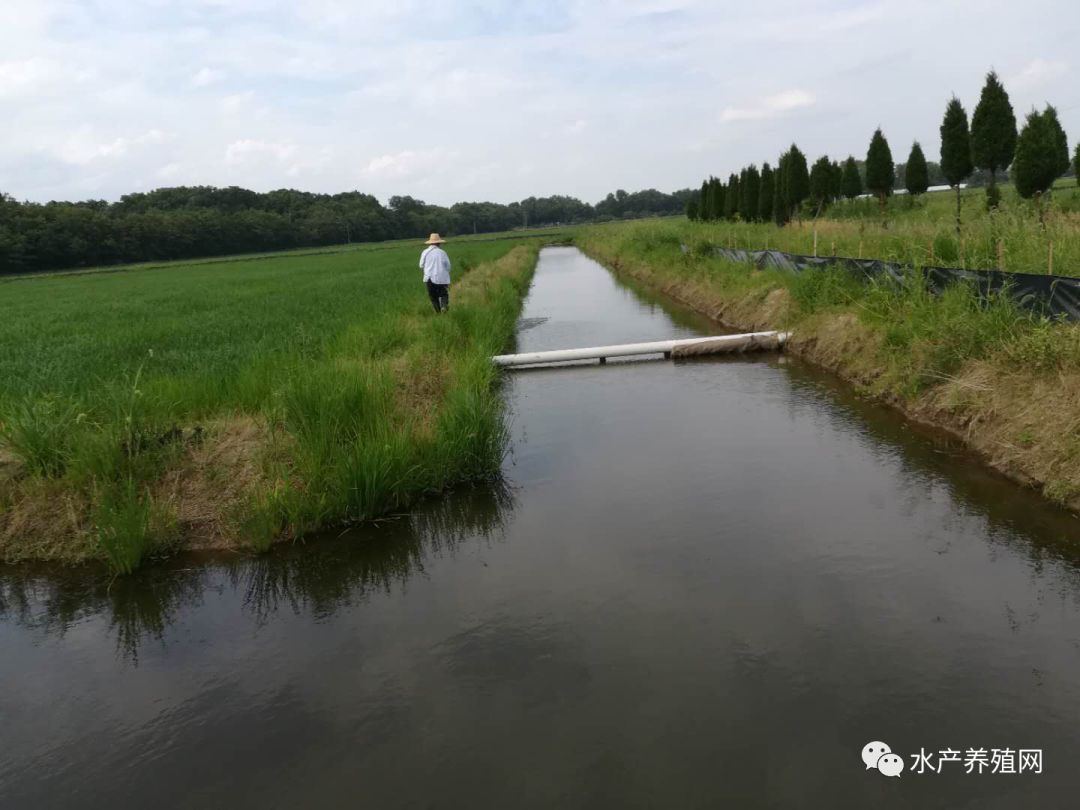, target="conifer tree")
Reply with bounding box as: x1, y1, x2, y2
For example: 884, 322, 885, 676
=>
829, 160, 843, 203
865, 128, 895, 216
738, 167, 750, 220
698, 179, 710, 220
808, 155, 834, 215
841, 156, 863, 200
775, 145, 808, 222
1074, 143, 1080, 188
724, 173, 740, 220
1044, 104, 1070, 178
971, 70, 1017, 207
940, 96, 973, 235
739, 165, 760, 222
905, 141, 929, 197
758, 163, 774, 222
686, 196, 699, 221
773, 152, 790, 225
1014, 107, 1067, 224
